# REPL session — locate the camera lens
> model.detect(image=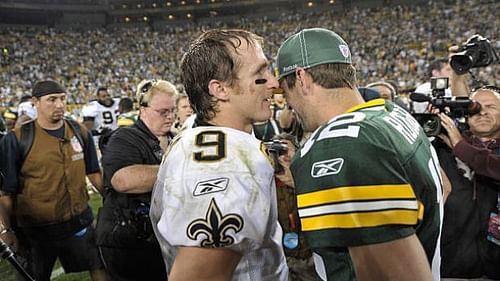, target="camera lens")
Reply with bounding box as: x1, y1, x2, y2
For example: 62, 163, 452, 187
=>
450, 54, 474, 75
